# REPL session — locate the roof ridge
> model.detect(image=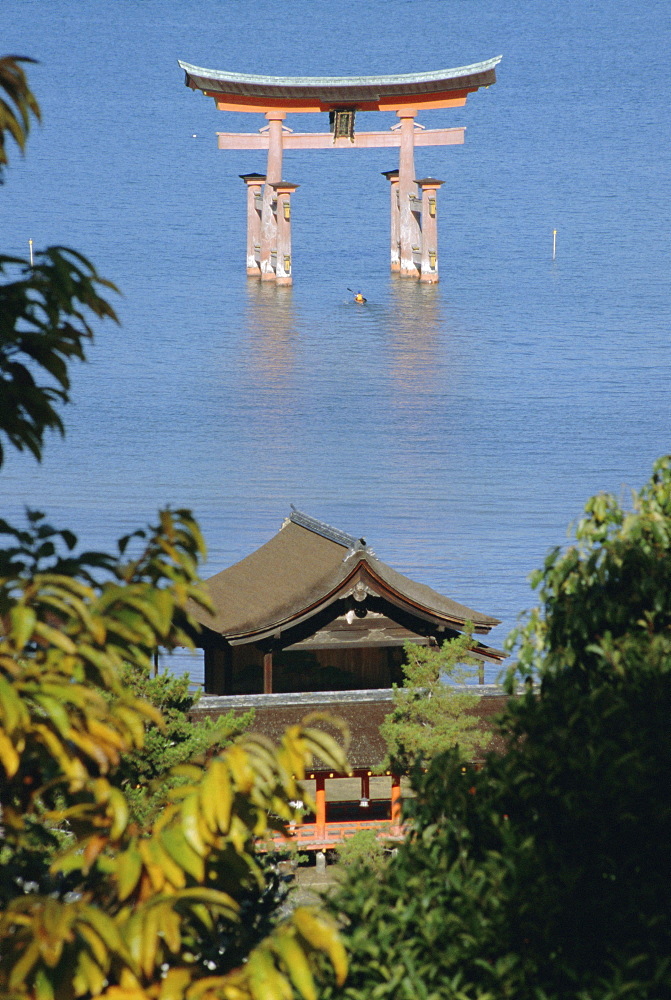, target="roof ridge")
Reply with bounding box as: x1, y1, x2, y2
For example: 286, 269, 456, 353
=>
288, 506, 366, 550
